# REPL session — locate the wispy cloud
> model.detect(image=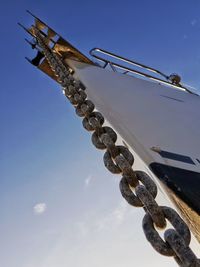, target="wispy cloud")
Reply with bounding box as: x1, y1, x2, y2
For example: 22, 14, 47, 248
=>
33, 203, 47, 215
84, 175, 93, 188
74, 200, 131, 236
191, 19, 197, 26
183, 34, 188, 40
95, 200, 131, 231
76, 222, 89, 237
112, 201, 128, 224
